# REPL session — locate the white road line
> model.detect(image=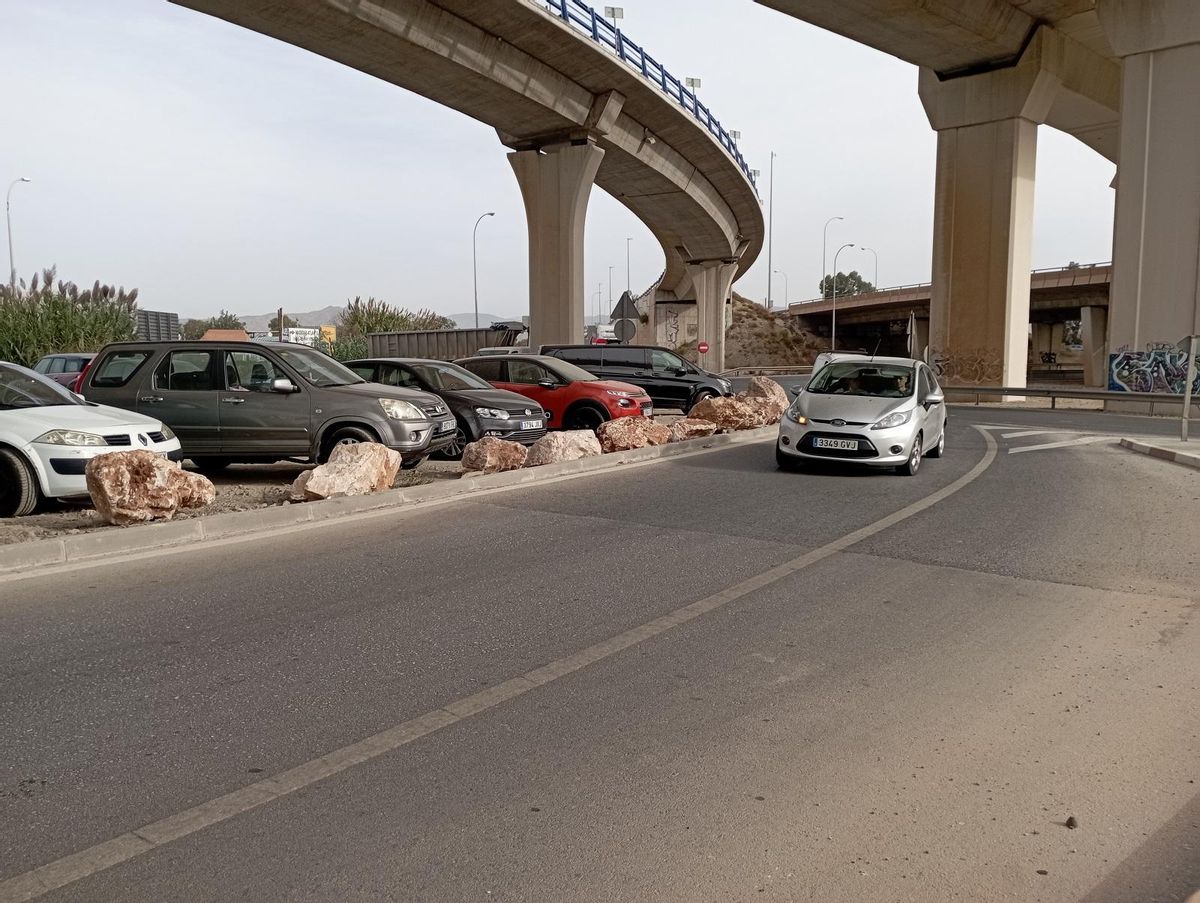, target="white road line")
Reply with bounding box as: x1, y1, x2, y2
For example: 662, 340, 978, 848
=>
1008, 435, 1114, 455
0, 428, 999, 903
1001, 429, 1059, 439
